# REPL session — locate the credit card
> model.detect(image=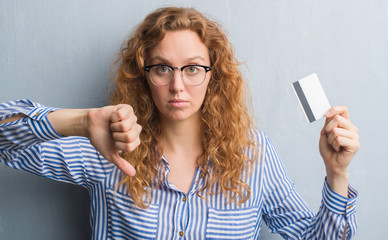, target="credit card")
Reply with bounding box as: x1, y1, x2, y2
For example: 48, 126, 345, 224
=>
292, 73, 331, 123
